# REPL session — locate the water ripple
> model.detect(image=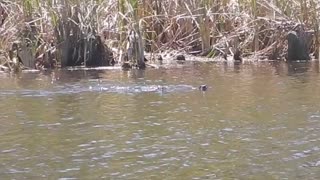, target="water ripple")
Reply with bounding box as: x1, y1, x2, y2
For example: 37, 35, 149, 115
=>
0, 84, 196, 97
